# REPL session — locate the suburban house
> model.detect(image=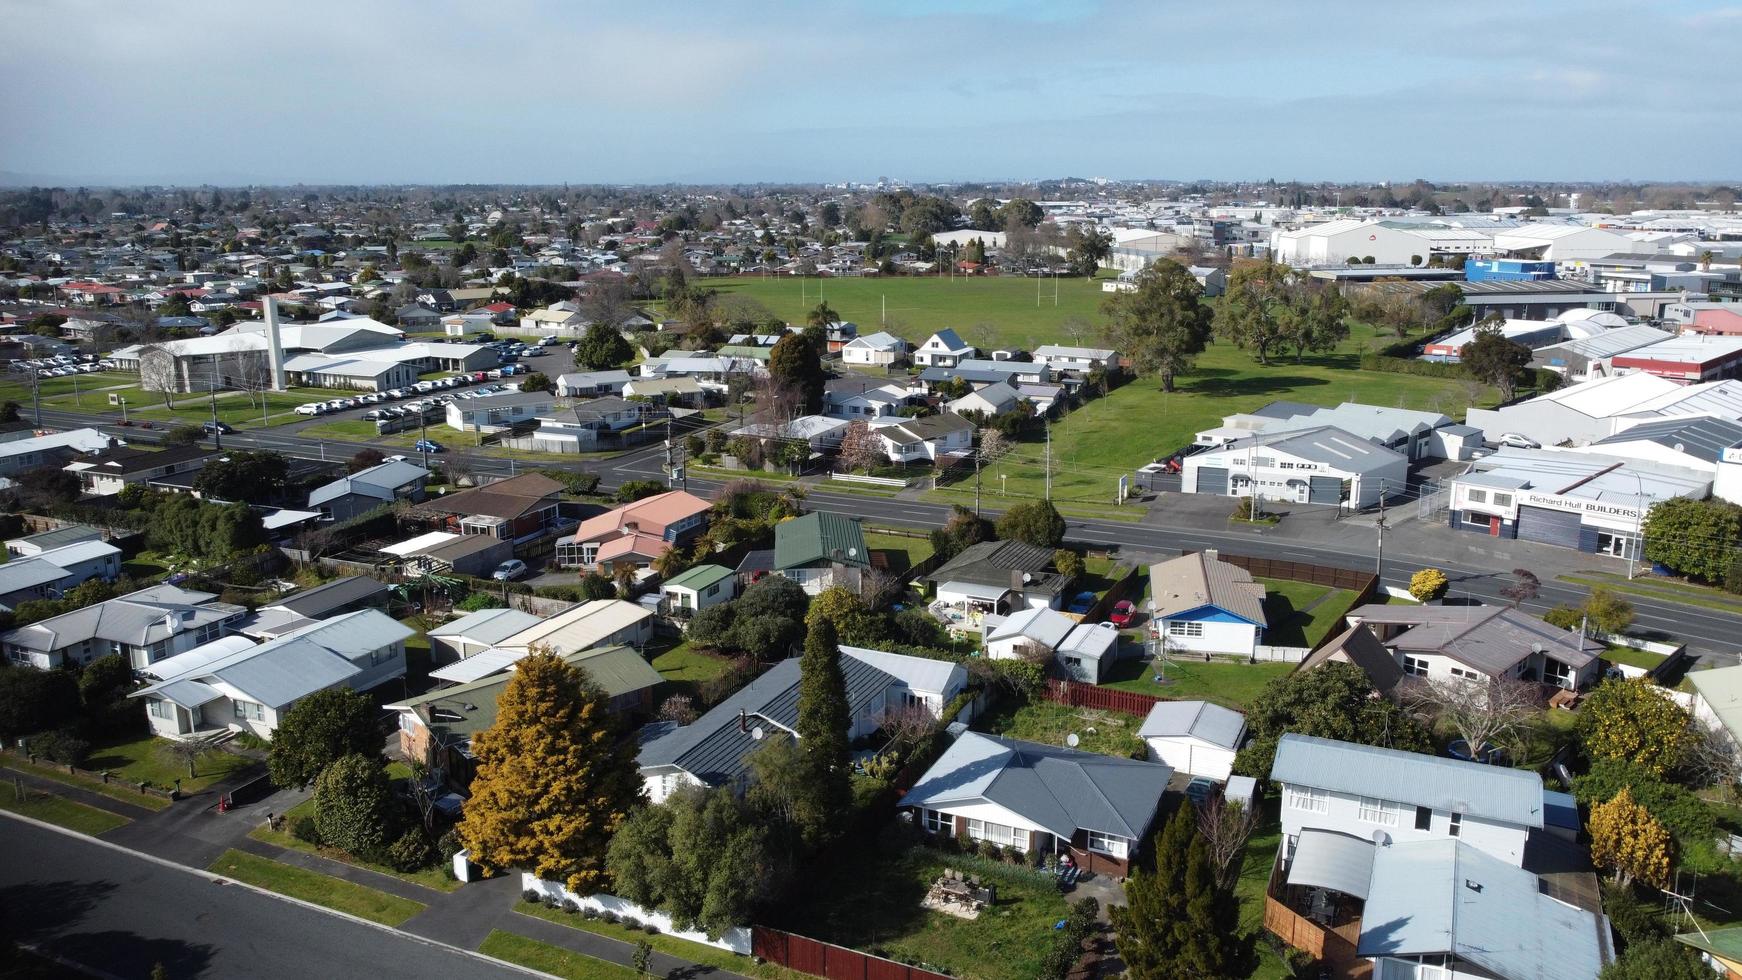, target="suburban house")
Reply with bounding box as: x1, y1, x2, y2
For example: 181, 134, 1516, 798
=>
822, 320, 858, 353
925, 539, 1071, 619
875, 413, 974, 463
1265, 734, 1610, 979
5, 523, 103, 558
912, 329, 976, 368
947, 381, 1024, 418
621, 376, 708, 407
919, 358, 1053, 389
244, 576, 392, 638
393, 644, 663, 787
426, 607, 543, 663
1295, 624, 1408, 699
0, 540, 121, 613
659, 564, 737, 618
1031, 345, 1118, 374
1, 584, 248, 670
1148, 552, 1269, 658
841, 330, 908, 366
728, 415, 850, 454
395, 304, 440, 330
64, 444, 216, 496
557, 490, 711, 571
445, 390, 557, 433
132, 610, 412, 740
555, 369, 632, 398
985, 606, 1121, 682
413, 473, 565, 547
1193, 401, 1482, 464
738, 512, 870, 595
900, 731, 1173, 877
1136, 700, 1246, 780
305, 459, 430, 521
0, 428, 114, 481
1342, 602, 1604, 691
533, 396, 663, 451
381, 530, 514, 578
824, 380, 915, 420
638, 647, 967, 803
488, 598, 654, 656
